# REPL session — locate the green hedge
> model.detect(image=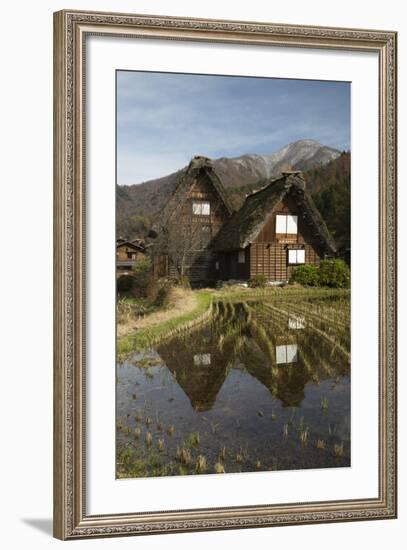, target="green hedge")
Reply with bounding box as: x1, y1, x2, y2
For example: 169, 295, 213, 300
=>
318, 259, 350, 288
290, 259, 350, 288
289, 265, 319, 286
132, 257, 152, 293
